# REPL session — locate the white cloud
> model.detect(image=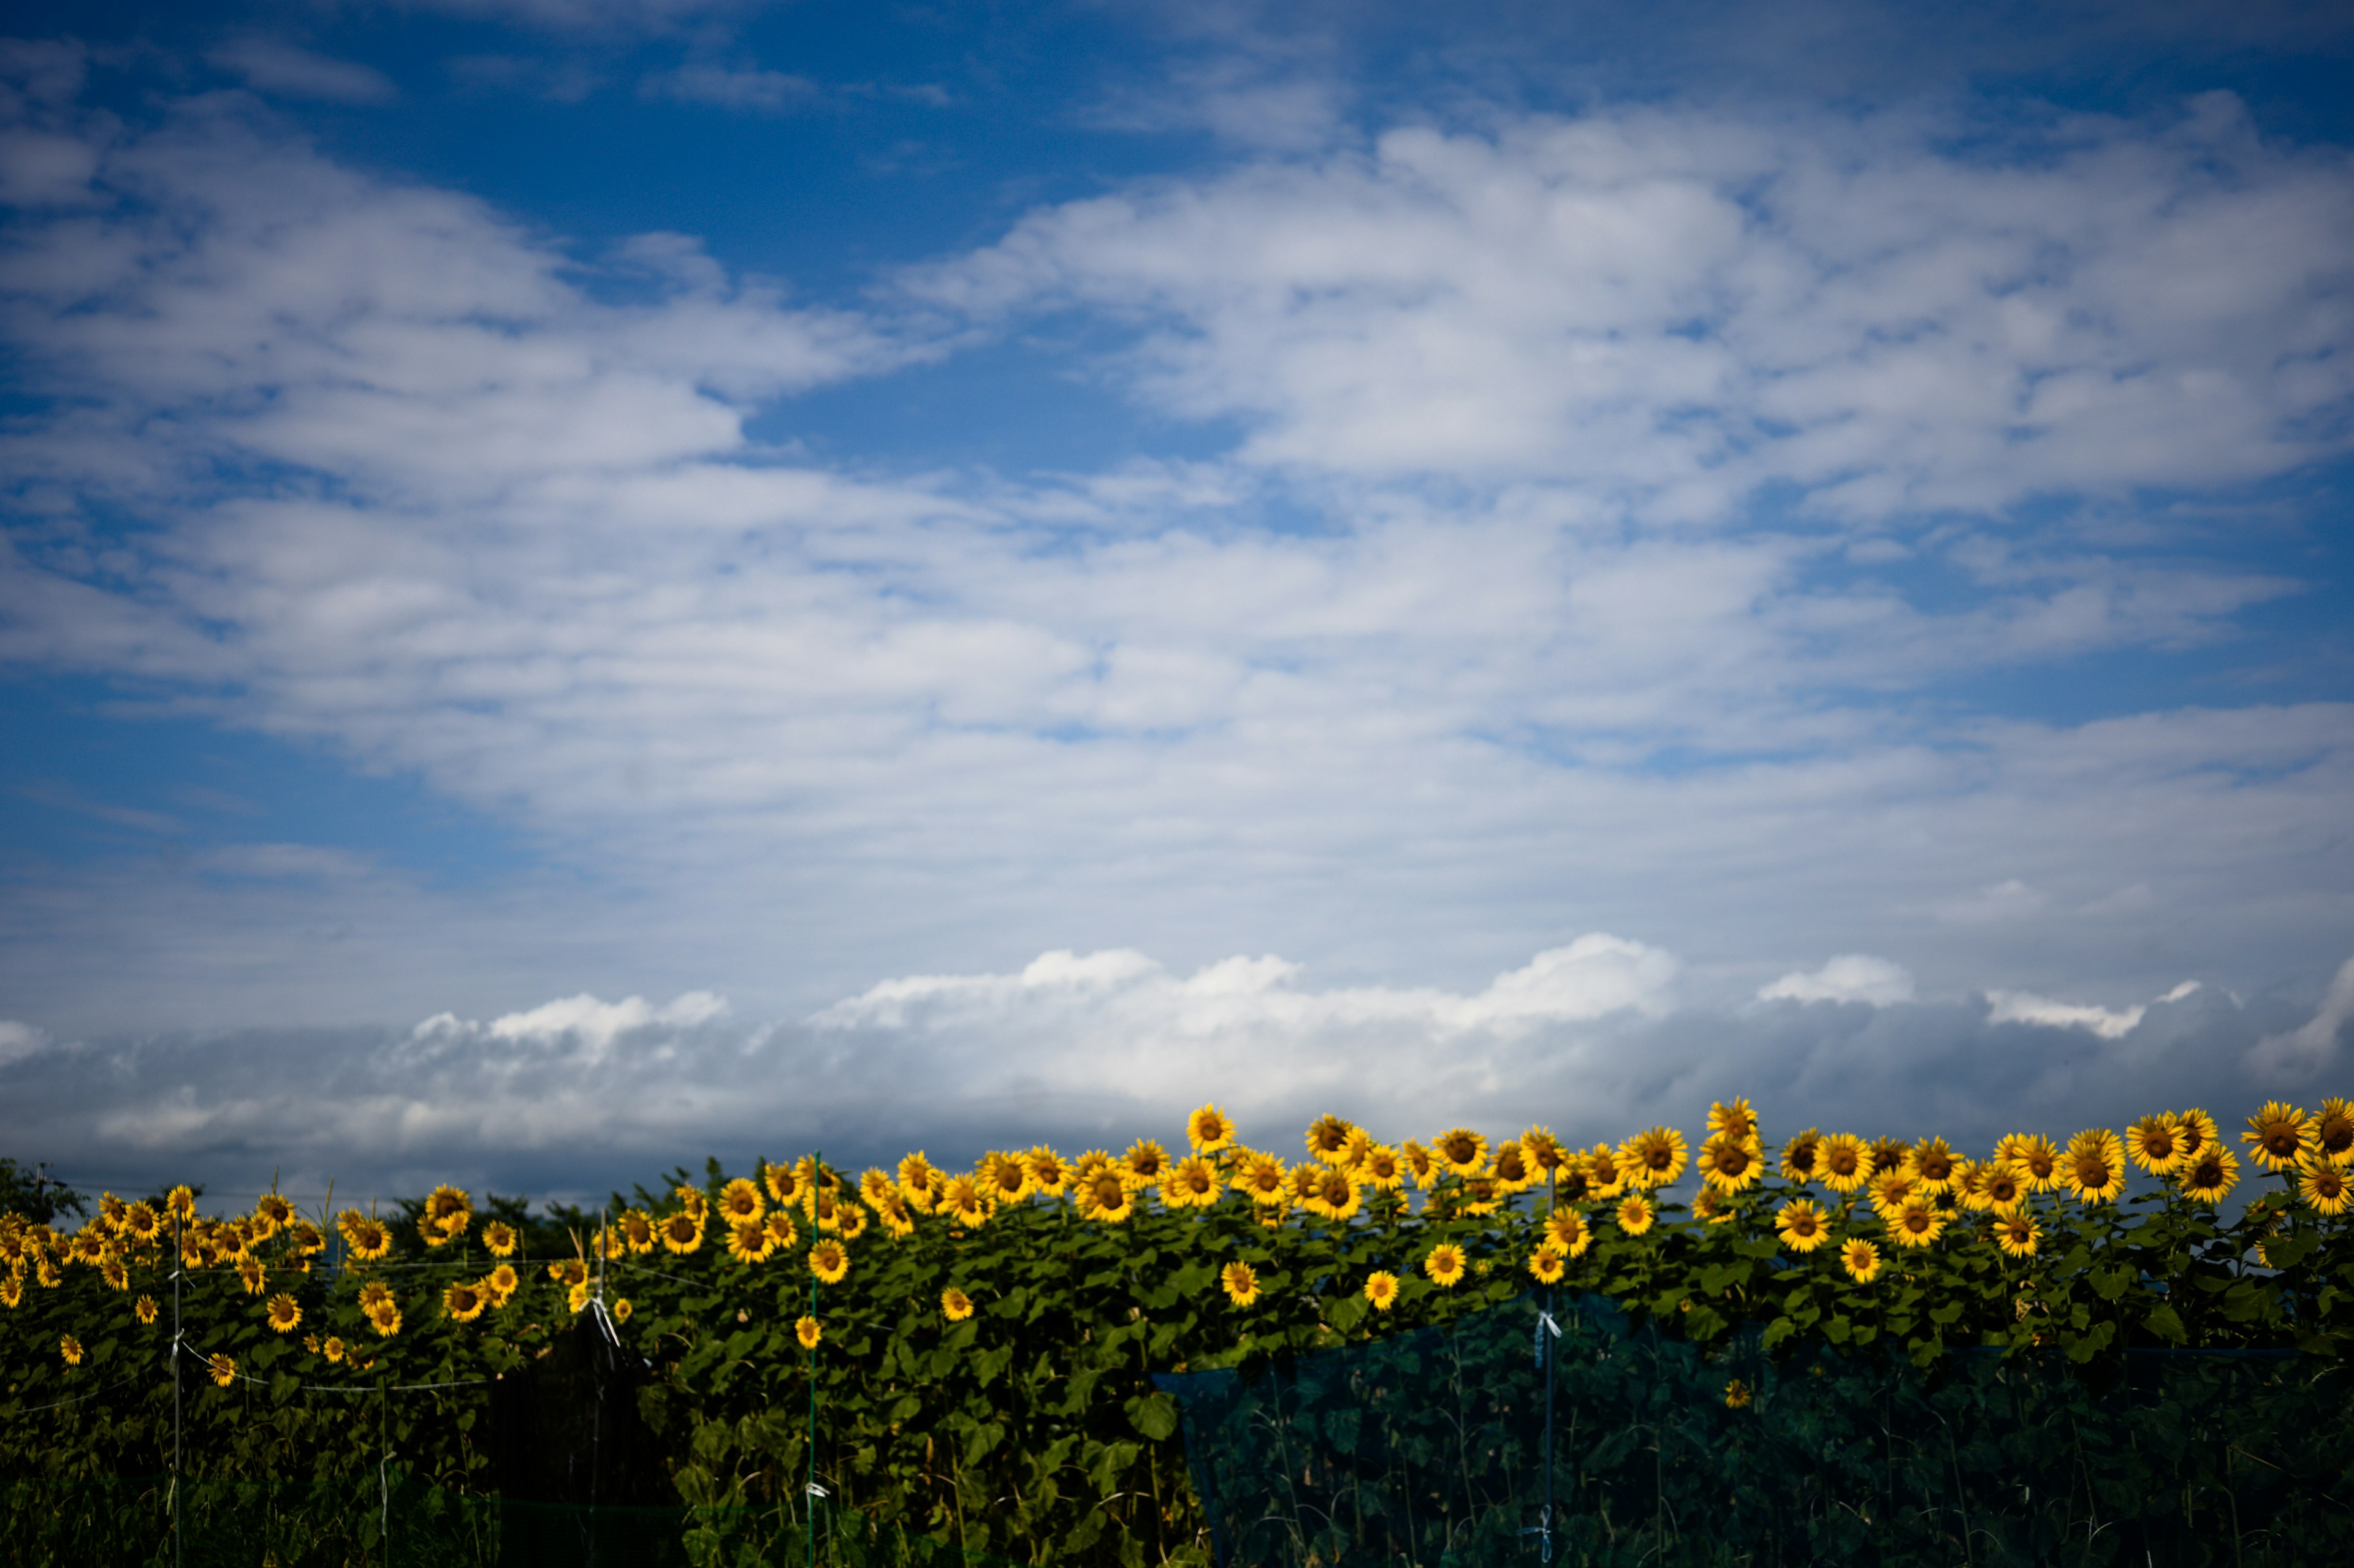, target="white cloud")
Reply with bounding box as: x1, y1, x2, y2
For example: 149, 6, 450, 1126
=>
412, 988, 729, 1057
0, 1019, 47, 1067
1758, 954, 1914, 1005
1934, 879, 2051, 924
1985, 978, 2199, 1040
2250, 953, 2354, 1078
641, 64, 821, 113
210, 39, 399, 104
